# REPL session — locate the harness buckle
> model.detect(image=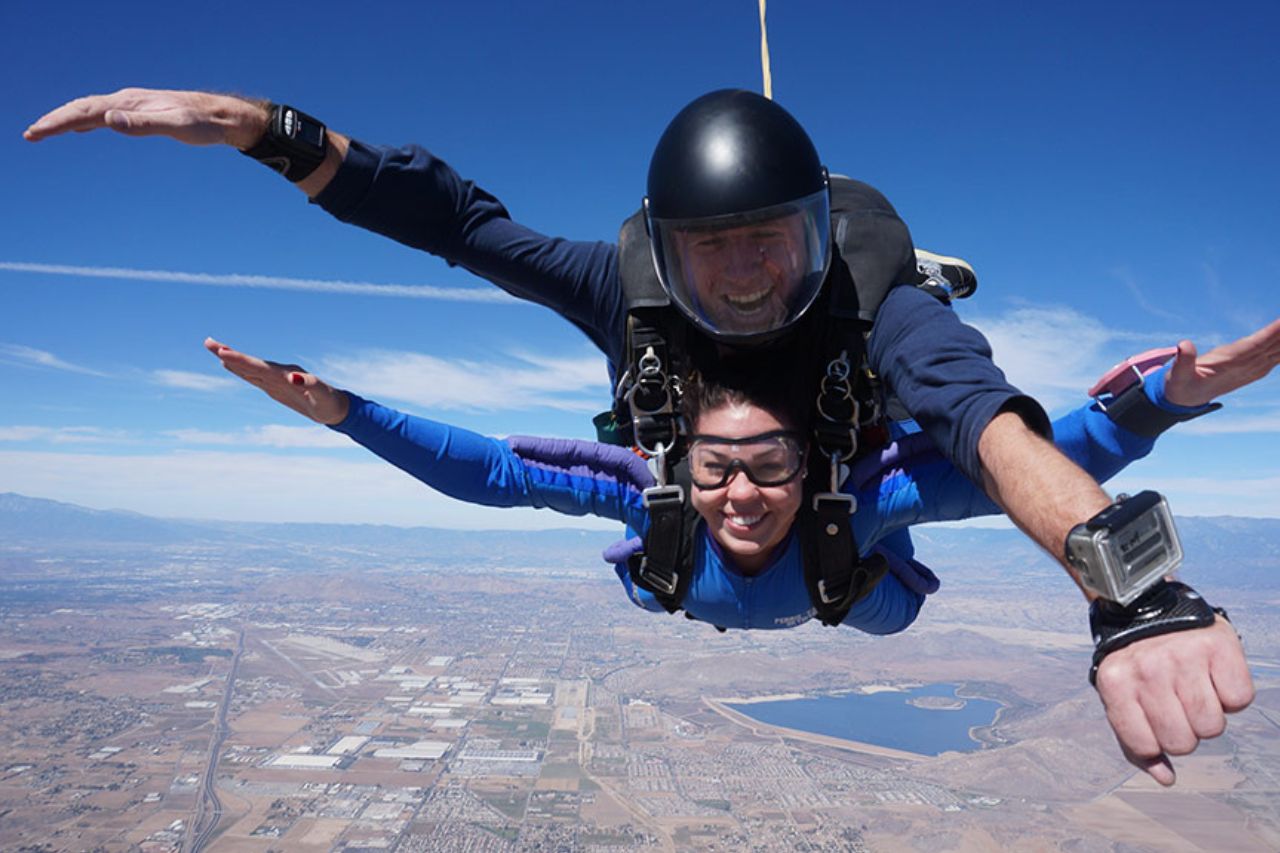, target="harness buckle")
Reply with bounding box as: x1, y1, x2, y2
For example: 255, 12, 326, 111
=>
625, 346, 681, 456
636, 557, 679, 596
811, 491, 856, 515
1093, 365, 1145, 414
642, 483, 685, 510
